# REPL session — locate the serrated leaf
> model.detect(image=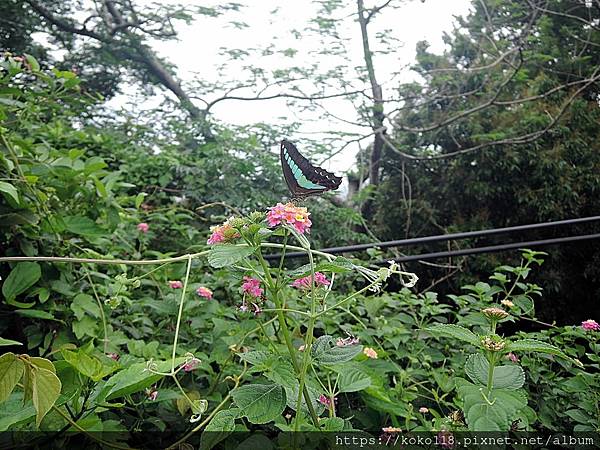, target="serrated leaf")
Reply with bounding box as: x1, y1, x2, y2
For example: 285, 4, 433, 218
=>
506, 339, 571, 361
425, 324, 481, 347
288, 257, 355, 278
31, 366, 61, 427
199, 408, 239, 450
465, 354, 525, 390
2, 262, 41, 301
311, 335, 362, 365
0, 353, 24, 403
316, 345, 362, 365
337, 367, 371, 393
238, 351, 273, 367
208, 245, 255, 268
231, 383, 286, 424
321, 417, 345, 431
